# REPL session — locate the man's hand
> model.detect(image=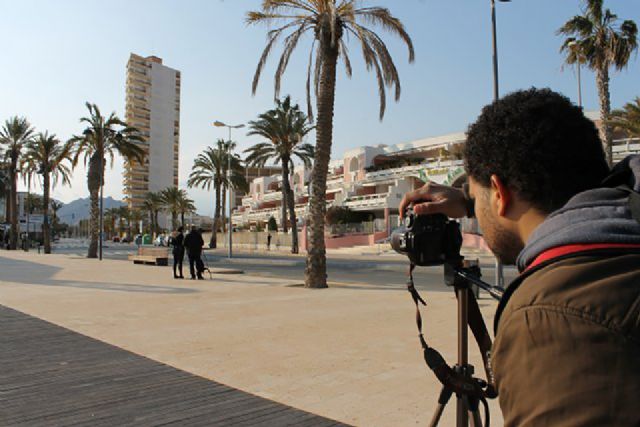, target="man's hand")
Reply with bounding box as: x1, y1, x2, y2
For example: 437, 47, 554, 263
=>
398, 182, 470, 219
